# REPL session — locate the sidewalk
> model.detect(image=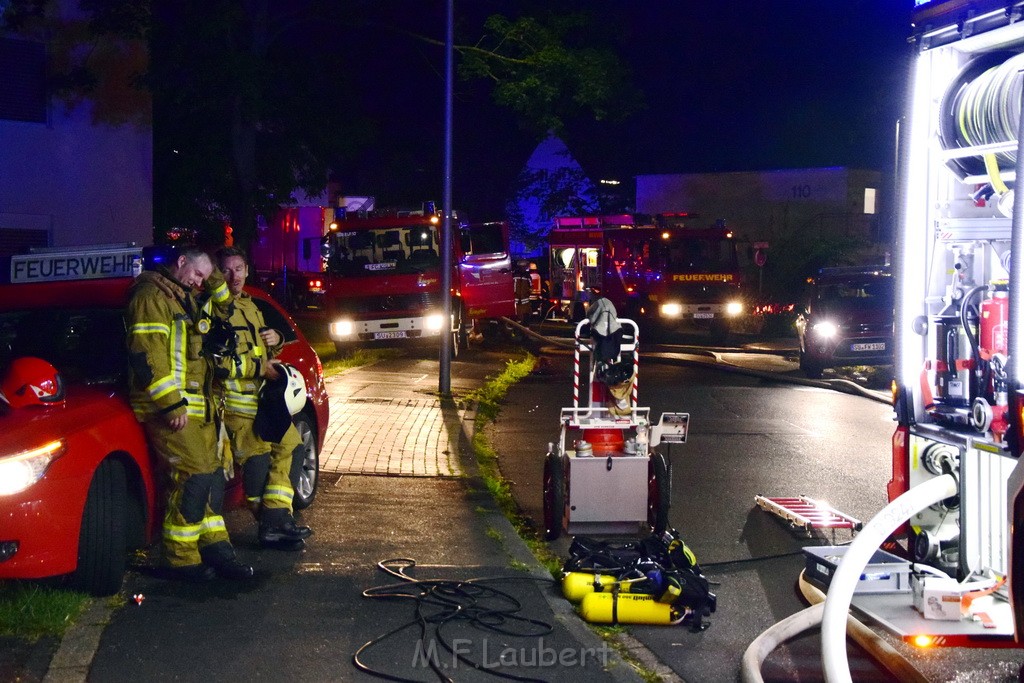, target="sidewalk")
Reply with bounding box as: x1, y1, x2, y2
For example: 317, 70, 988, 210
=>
46, 359, 646, 683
